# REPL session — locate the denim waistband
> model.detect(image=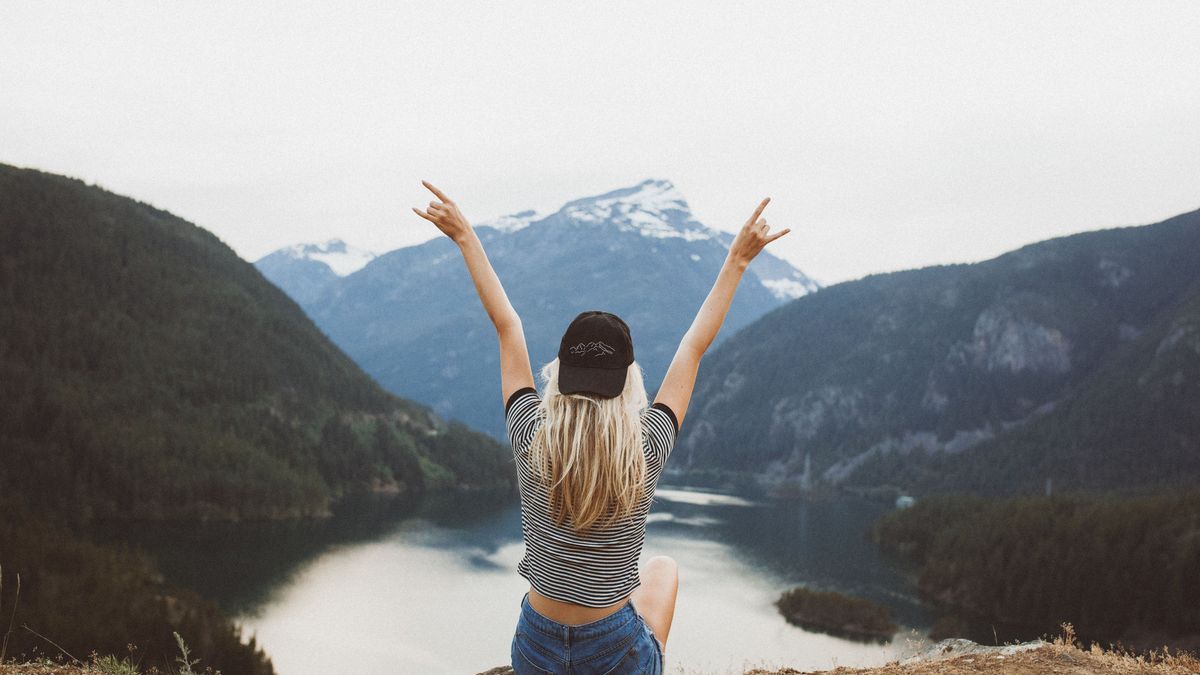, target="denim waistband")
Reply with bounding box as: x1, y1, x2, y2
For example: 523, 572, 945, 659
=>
519, 592, 637, 644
